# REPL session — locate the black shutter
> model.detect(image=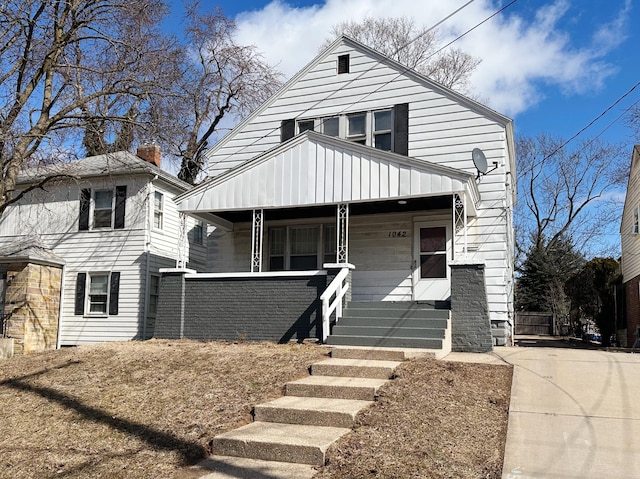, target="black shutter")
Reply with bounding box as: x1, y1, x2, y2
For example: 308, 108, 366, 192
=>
393, 103, 409, 156
79, 189, 91, 231
109, 272, 120, 315
114, 185, 126, 229
75, 273, 86, 315
280, 119, 295, 142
